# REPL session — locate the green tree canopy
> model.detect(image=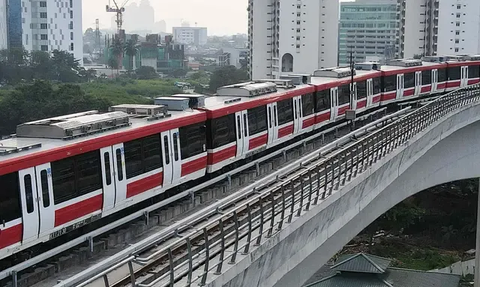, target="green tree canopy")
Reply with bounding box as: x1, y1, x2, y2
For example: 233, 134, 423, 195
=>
135, 66, 158, 80
209, 65, 249, 92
